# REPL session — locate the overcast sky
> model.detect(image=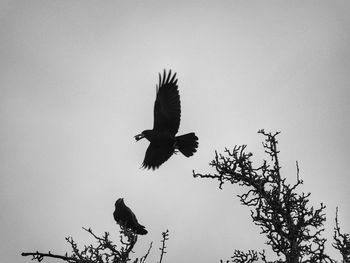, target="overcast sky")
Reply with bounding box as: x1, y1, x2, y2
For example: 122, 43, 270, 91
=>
1, 1, 349, 263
